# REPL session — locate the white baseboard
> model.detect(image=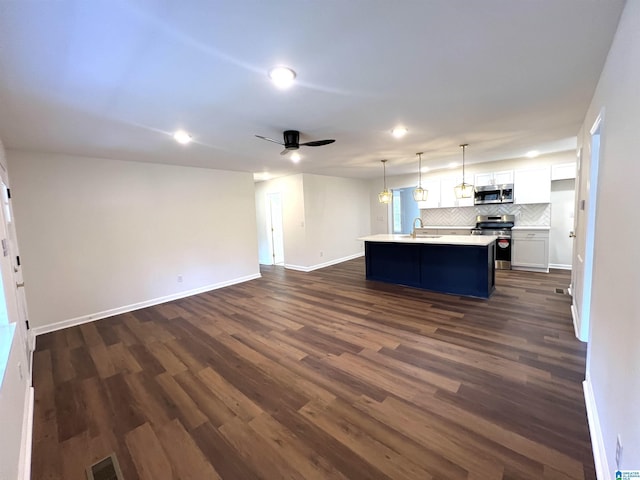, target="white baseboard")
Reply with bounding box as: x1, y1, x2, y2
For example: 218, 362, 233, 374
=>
549, 263, 572, 270
583, 378, 610, 480
571, 303, 587, 342
32, 273, 262, 337
18, 386, 34, 480
285, 252, 364, 273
